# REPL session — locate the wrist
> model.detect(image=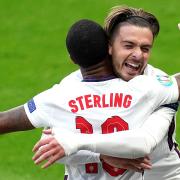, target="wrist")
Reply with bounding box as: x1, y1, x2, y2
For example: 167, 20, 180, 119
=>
99, 154, 105, 162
